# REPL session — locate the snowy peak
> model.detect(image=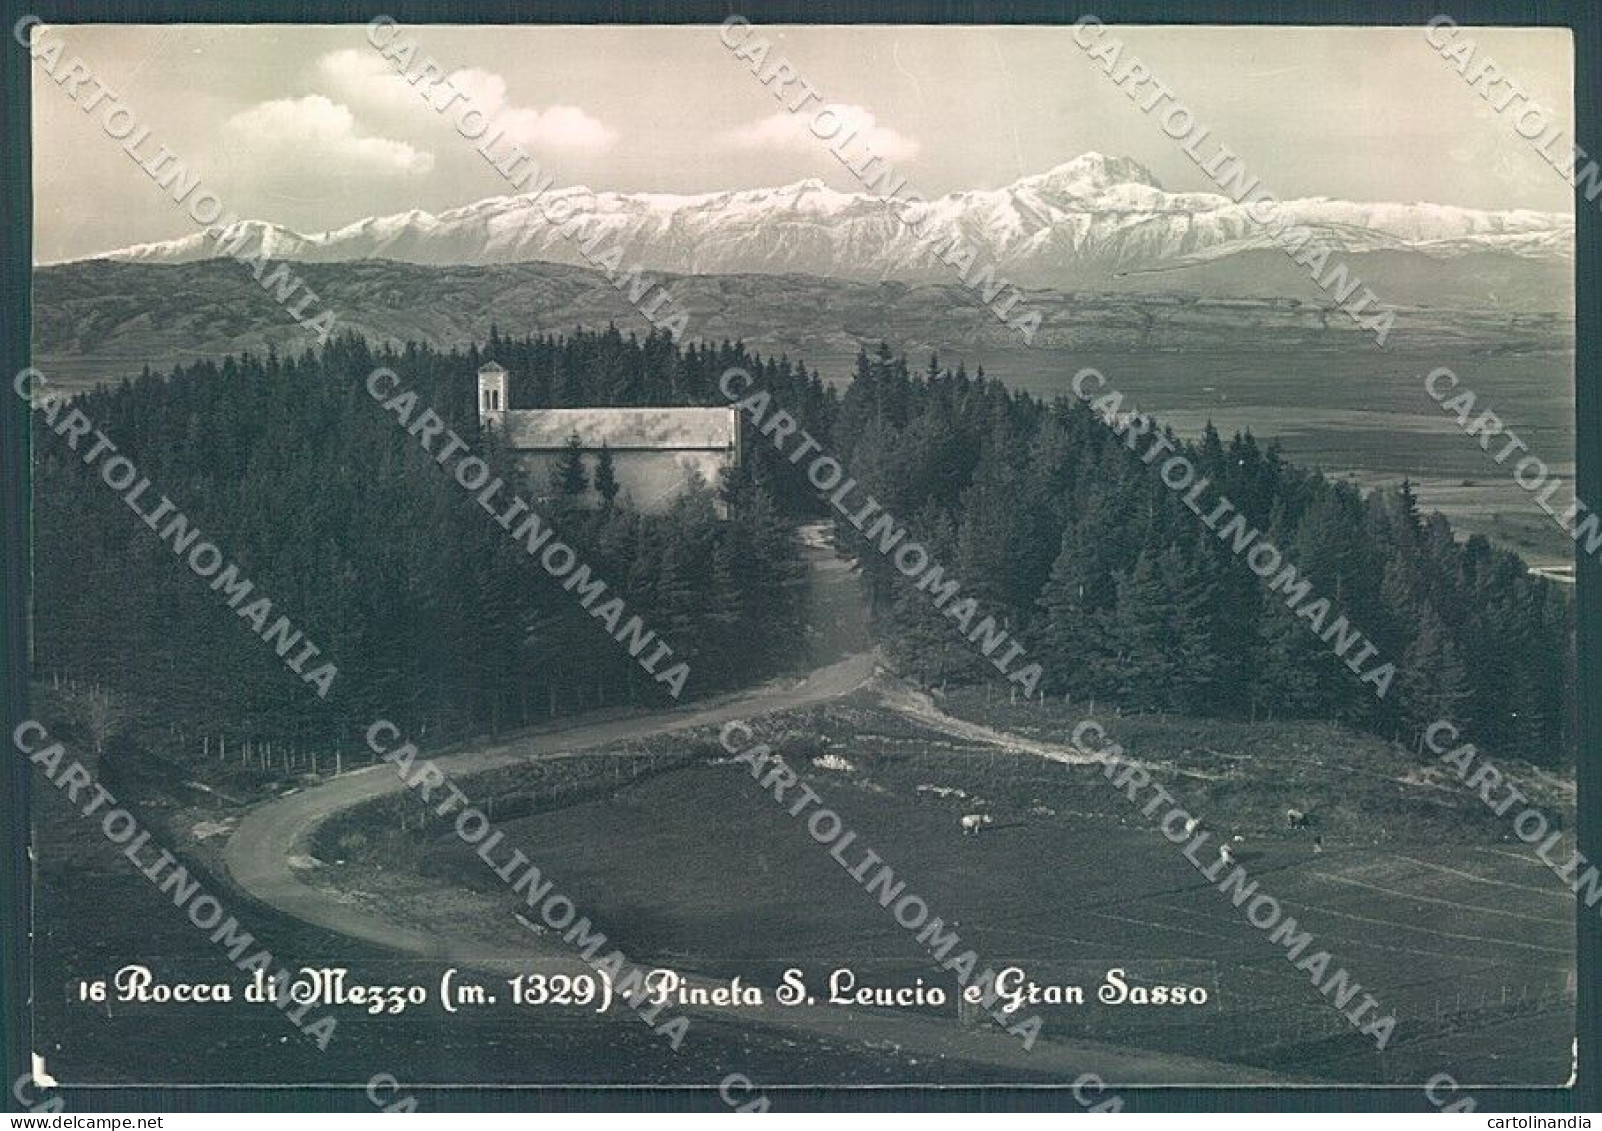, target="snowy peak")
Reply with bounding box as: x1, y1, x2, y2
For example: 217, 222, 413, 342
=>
1023, 153, 1165, 195
85, 154, 1573, 288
